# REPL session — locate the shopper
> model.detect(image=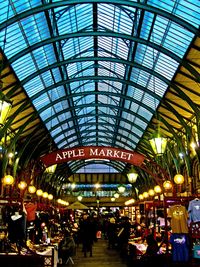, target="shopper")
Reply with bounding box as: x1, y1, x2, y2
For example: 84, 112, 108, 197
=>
145, 234, 159, 257
117, 216, 131, 260
58, 229, 76, 265
79, 213, 94, 257
107, 217, 117, 249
